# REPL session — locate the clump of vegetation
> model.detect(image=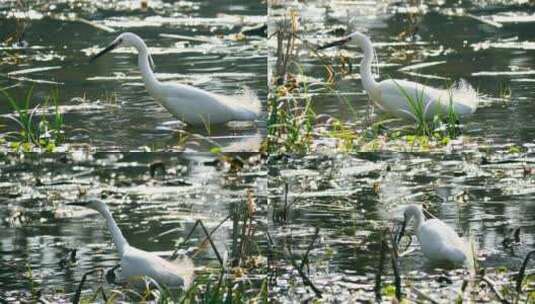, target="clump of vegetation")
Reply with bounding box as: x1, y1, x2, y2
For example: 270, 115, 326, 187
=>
395, 80, 462, 144
68, 190, 267, 303
267, 76, 315, 154
175, 273, 268, 303
266, 11, 315, 154
267, 68, 466, 153
498, 81, 512, 100
74, 271, 268, 303
1, 87, 64, 151
1, 0, 29, 65
265, 10, 468, 154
